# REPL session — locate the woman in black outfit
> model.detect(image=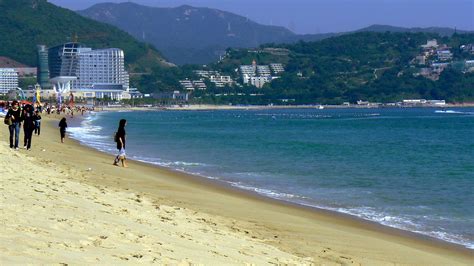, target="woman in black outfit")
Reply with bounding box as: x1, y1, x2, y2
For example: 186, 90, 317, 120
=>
6, 100, 22, 149
58, 117, 67, 143
22, 104, 35, 150
113, 119, 127, 167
